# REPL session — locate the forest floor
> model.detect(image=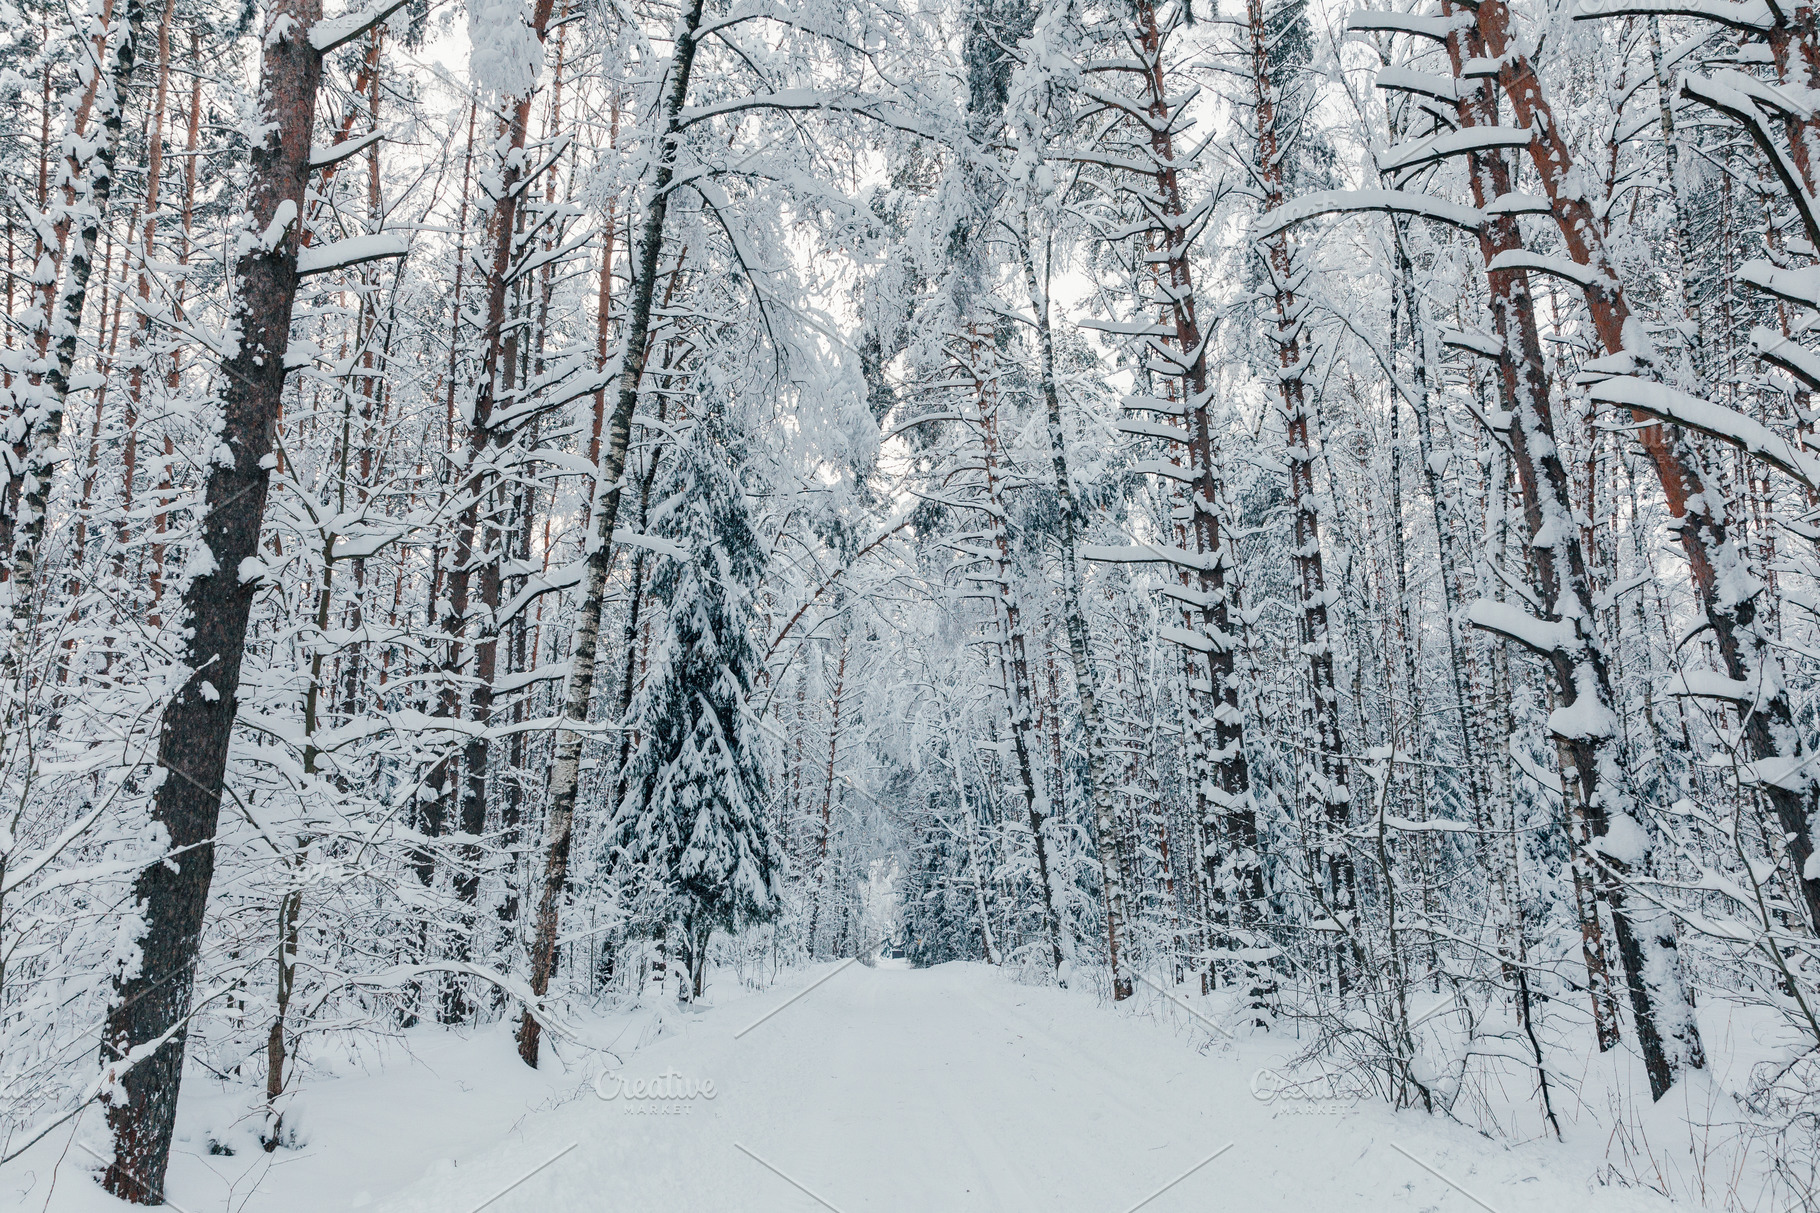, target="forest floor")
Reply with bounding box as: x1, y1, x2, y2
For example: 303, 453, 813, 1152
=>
5, 961, 1720, 1212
